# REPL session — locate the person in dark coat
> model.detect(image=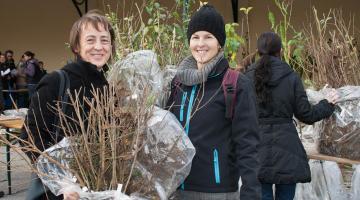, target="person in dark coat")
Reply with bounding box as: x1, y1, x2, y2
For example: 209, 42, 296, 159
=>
1, 51, 16, 109
0, 55, 5, 111
38, 61, 48, 79
20, 10, 115, 200
167, 5, 261, 200
23, 51, 43, 99
245, 32, 339, 200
